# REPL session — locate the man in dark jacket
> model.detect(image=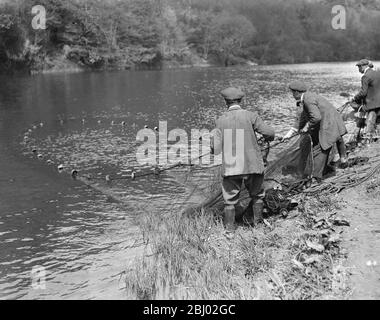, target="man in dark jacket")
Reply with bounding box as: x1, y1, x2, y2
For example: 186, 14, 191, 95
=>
353, 59, 380, 141
283, 81, 347, 185
212, 87, 275, 233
